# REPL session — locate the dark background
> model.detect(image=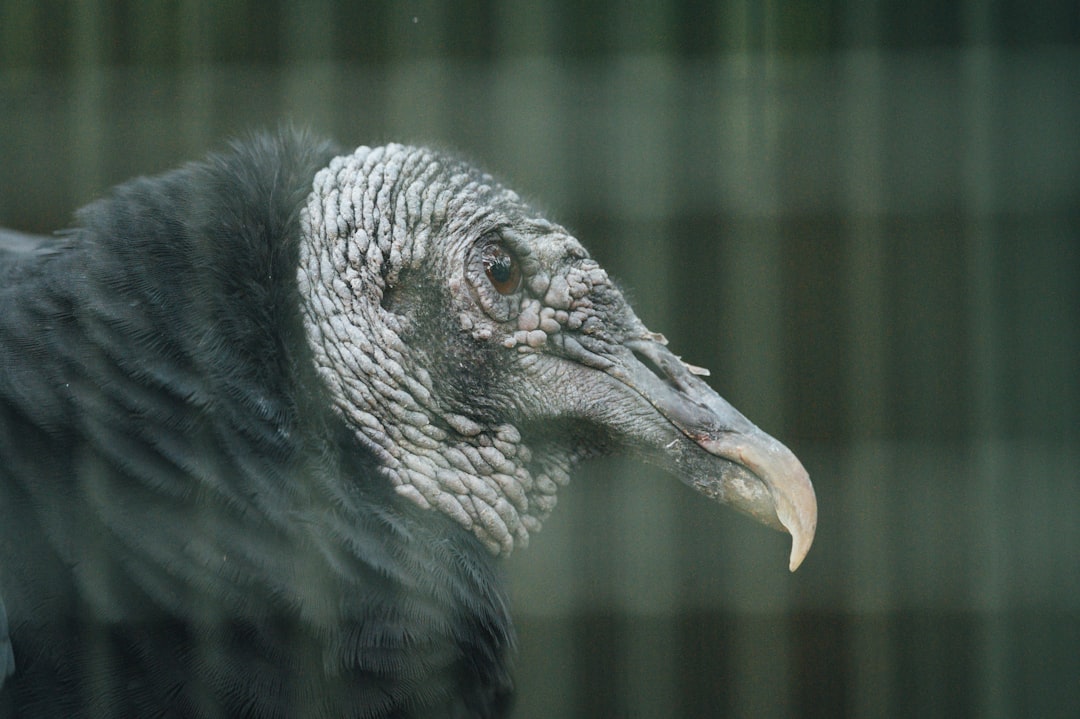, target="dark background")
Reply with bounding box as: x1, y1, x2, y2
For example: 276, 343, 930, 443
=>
2, 2, 1078, 717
